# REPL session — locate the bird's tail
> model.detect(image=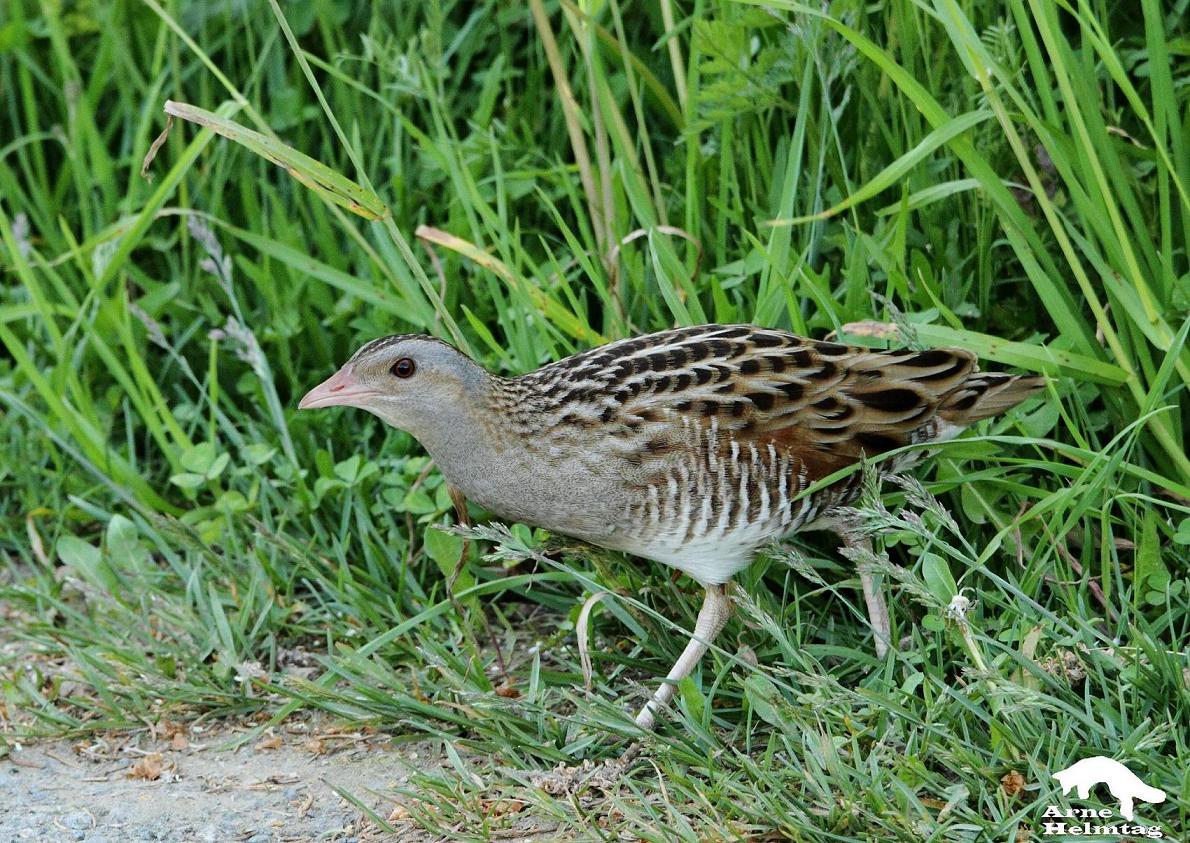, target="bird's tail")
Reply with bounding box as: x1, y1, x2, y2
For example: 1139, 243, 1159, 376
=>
940, 373, 1046, 425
